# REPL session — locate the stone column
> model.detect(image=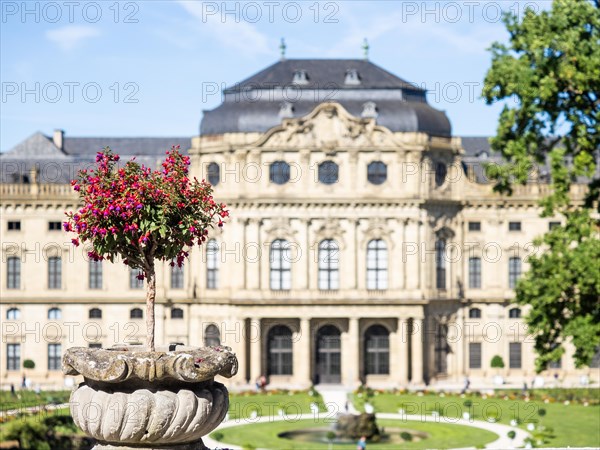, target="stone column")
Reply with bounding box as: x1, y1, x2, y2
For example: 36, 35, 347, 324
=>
411, 317, 424, 385
228, 218, 245, 291
343, 318, 361, 387
295, 218, 308, 290
229, 317, 247, 385
296, 318, 311, 387
397, 318, 409, 386
249, 318, 262, 382
418, 218, 427, 291
245, 219, 260, 290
